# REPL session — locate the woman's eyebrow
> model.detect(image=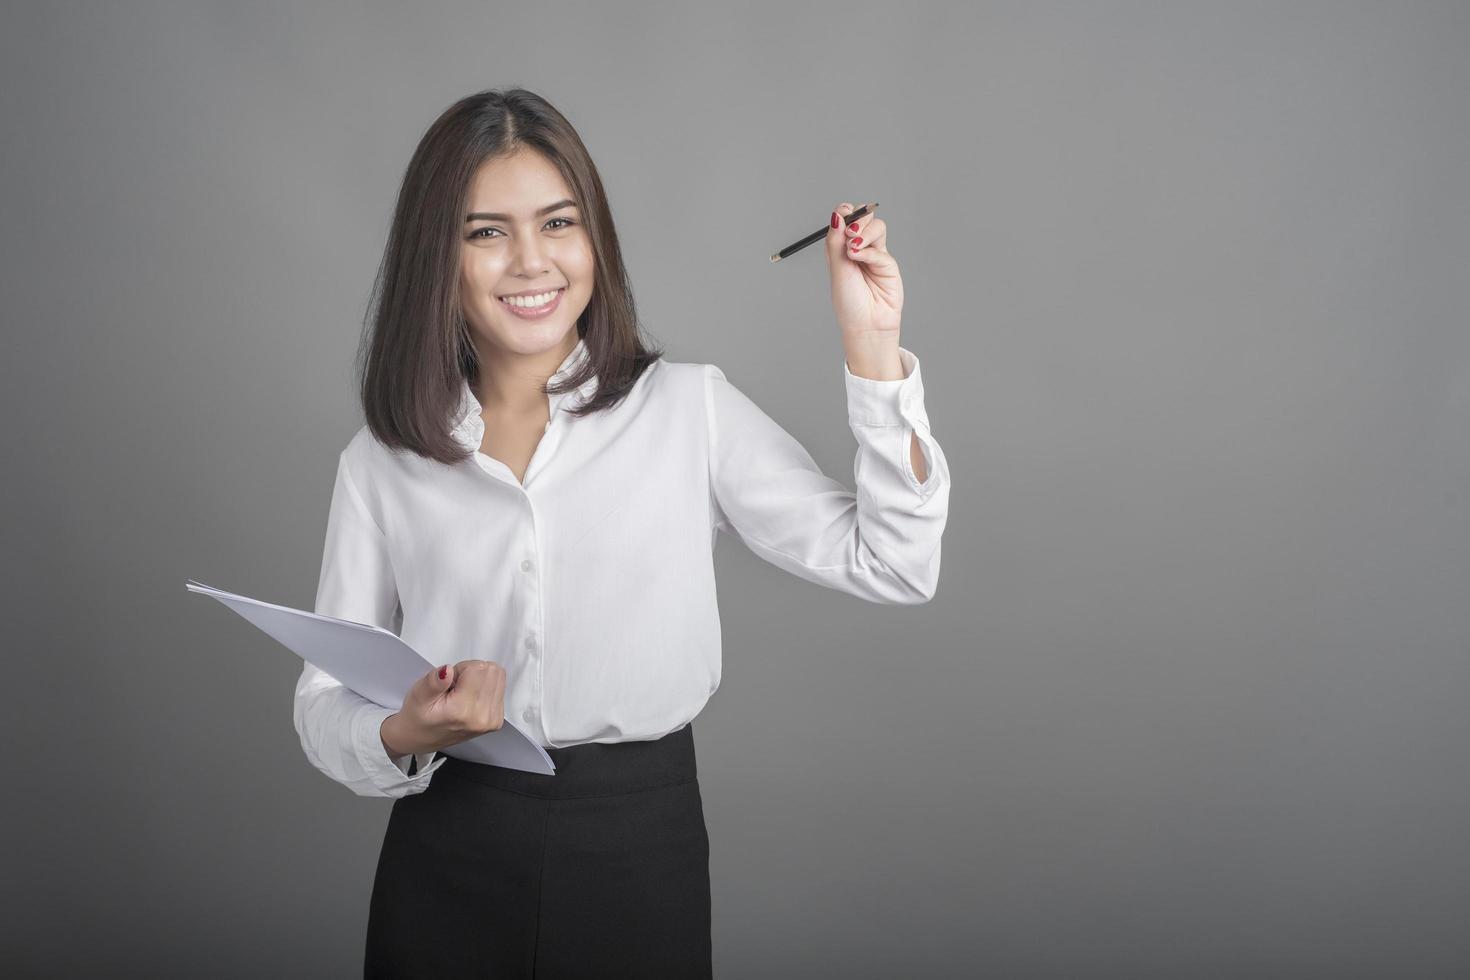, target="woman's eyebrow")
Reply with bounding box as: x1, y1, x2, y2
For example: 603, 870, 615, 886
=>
465, 199, 577, 222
